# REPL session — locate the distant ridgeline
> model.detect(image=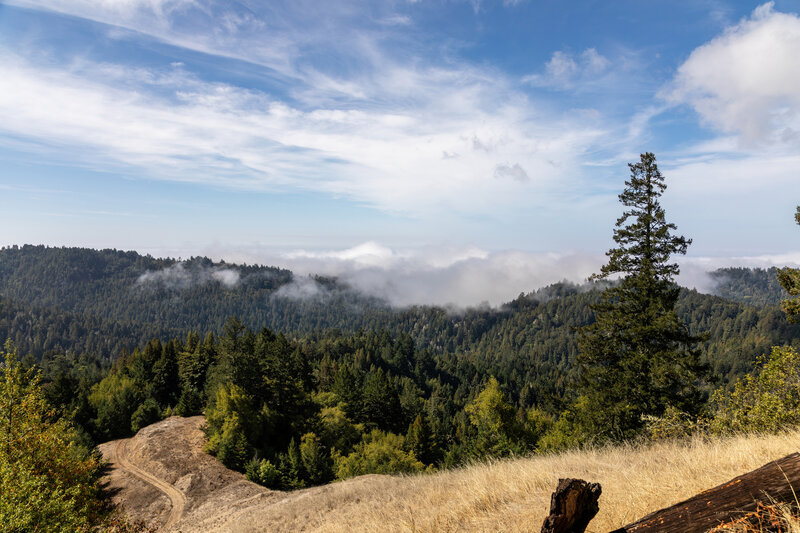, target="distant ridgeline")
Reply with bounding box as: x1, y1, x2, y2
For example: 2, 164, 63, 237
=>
0, 245, 798, 391
707, 266, 789, 307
